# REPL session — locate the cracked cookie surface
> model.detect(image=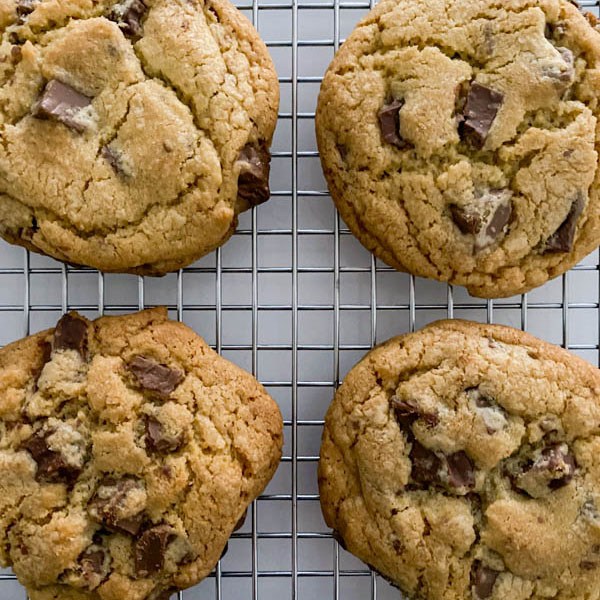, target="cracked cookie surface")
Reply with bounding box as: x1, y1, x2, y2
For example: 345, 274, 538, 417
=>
318, 319, 600, 600
0, 0, 279, 275
315, 0, 600, 298
0, 307, 283, 600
